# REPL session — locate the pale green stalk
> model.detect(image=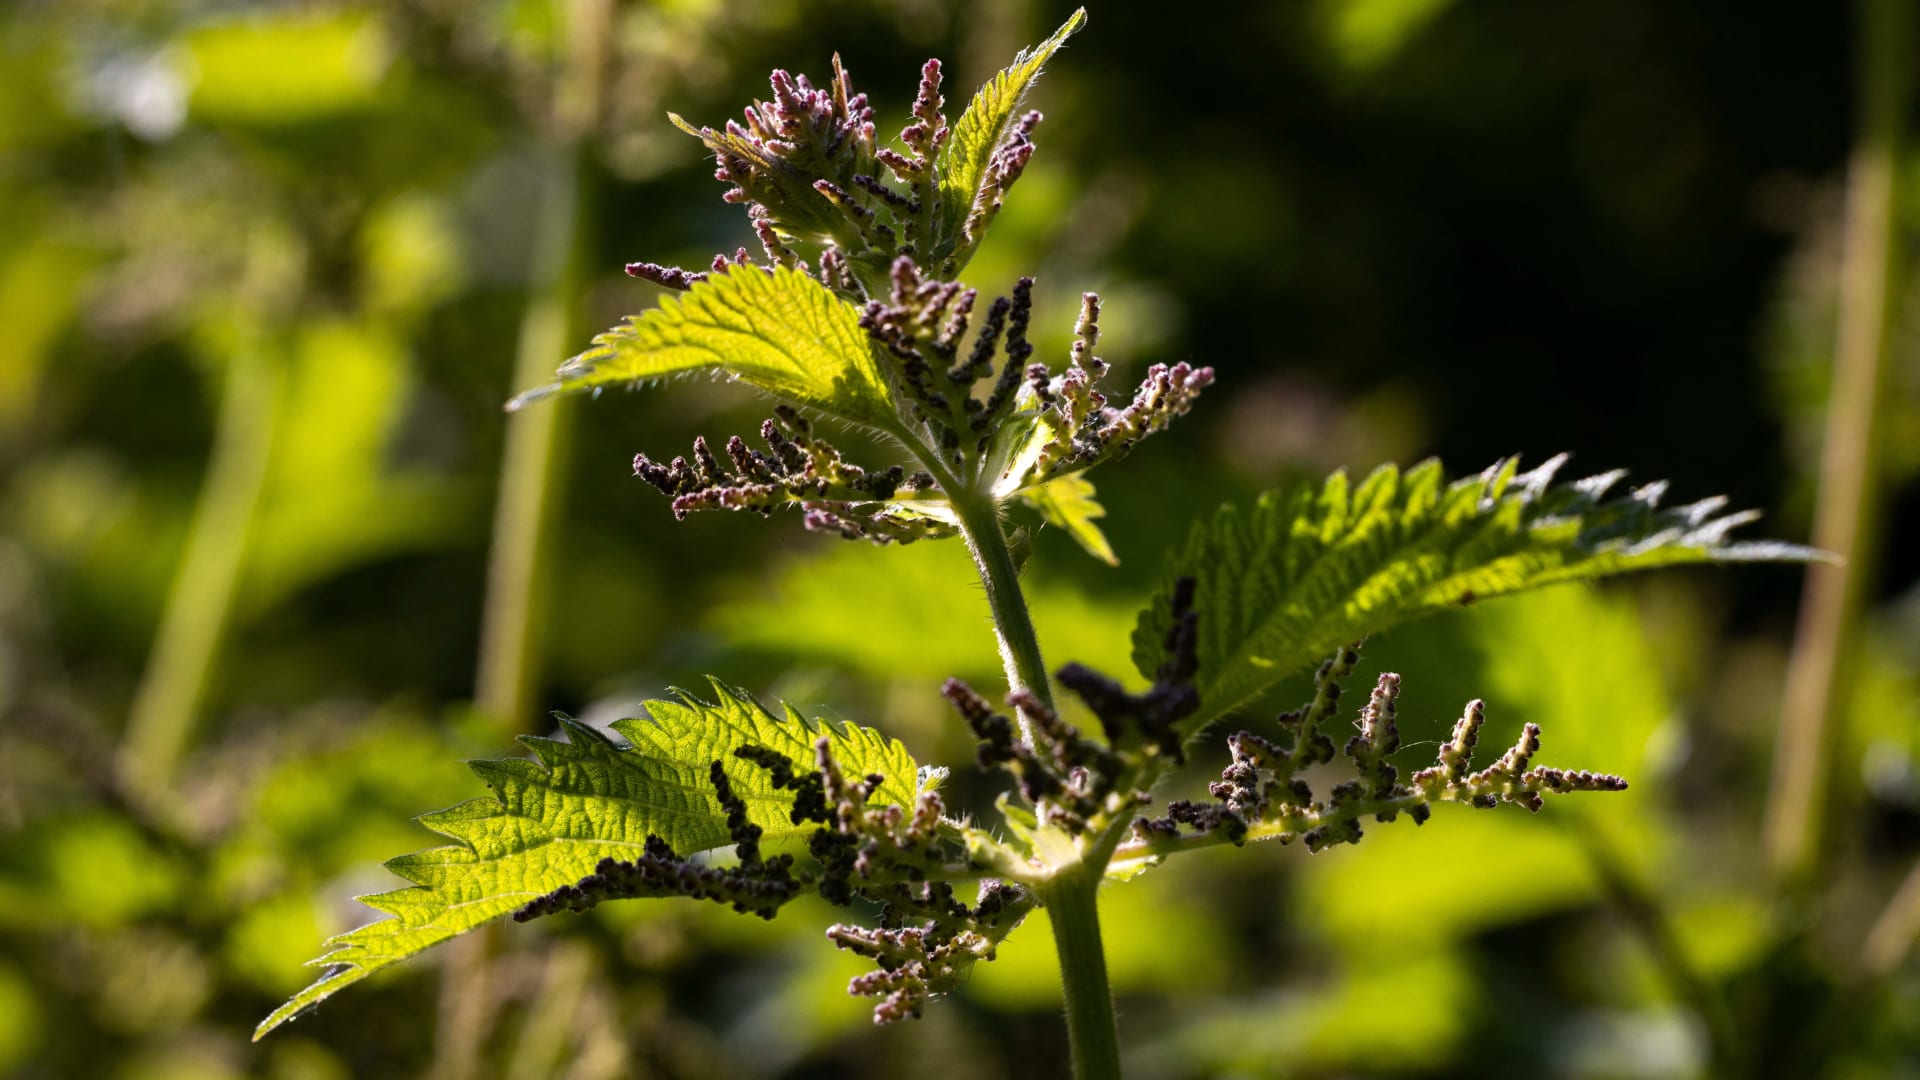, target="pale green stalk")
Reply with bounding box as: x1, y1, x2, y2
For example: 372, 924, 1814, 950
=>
947, 485, 1055, 714
473, 144, 587, 731
121, 343, 282, 800
1763, 0, 1908, 889
444, 3, 607, 1076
